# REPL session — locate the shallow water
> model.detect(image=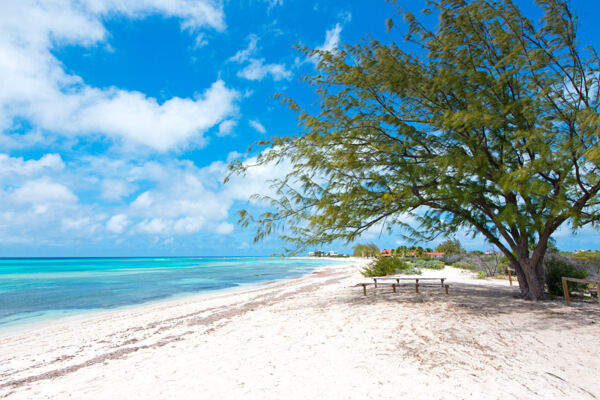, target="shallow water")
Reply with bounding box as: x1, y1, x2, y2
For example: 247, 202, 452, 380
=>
0, 257, 344, 328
